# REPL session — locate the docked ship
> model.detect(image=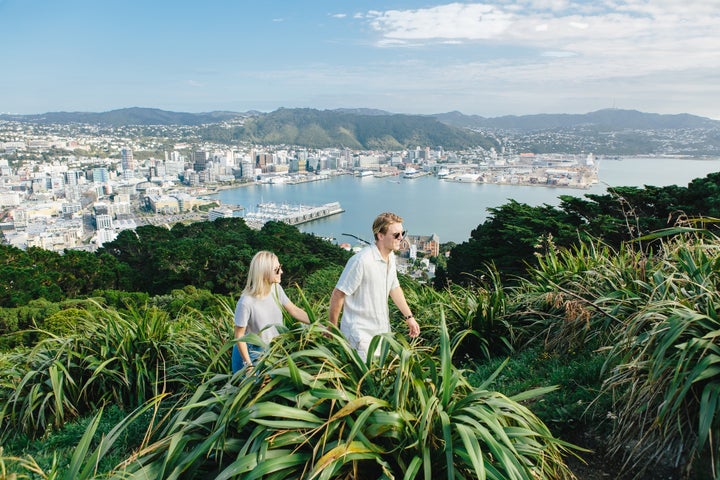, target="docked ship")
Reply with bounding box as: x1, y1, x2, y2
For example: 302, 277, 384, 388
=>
403, 167, 427, 179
